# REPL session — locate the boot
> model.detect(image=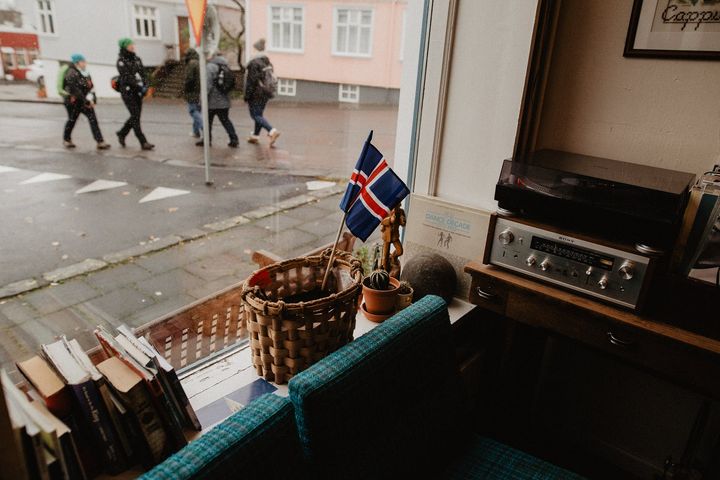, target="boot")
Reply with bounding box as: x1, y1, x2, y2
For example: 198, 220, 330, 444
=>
116, 131, 126, 147
141, 142, 155, 151
63, 140, 76, 149
246, 135, 259, 144
96, 141, 111, 150
268, 128, 280, 146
